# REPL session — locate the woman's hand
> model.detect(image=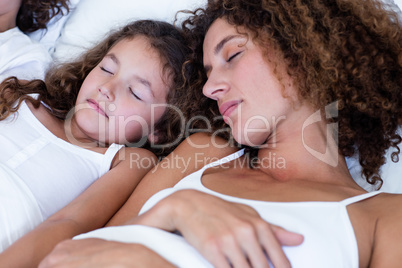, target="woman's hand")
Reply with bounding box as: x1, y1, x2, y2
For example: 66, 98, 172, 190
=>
132, 189, 304, 268
39, 238, 175, 268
